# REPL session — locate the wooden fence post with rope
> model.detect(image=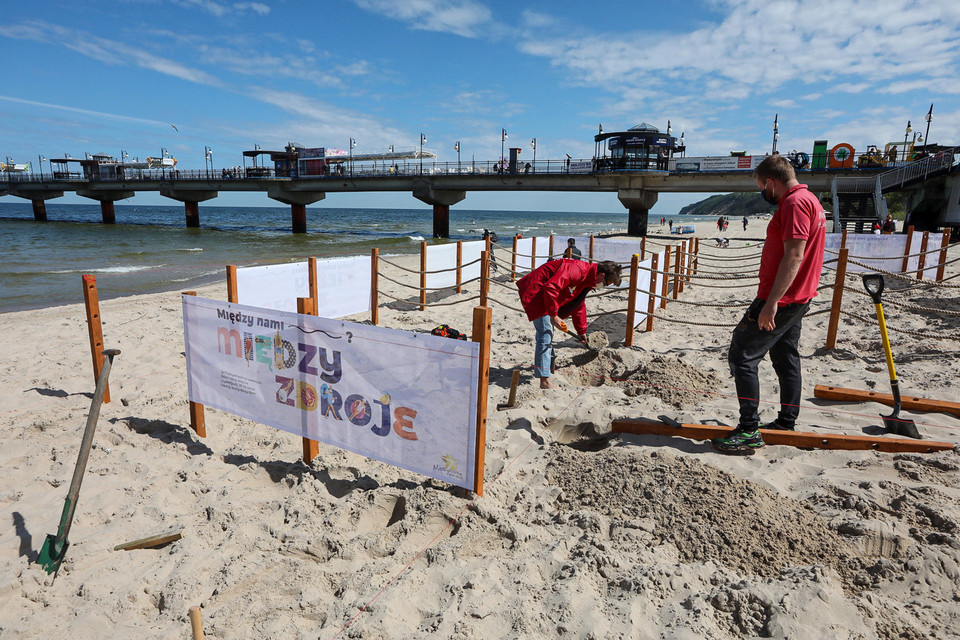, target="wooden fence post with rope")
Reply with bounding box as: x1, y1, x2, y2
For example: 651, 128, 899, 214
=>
456, 241, 463, 294
420, 241, 427, 311
480, 250, 490, 307
226, 264, 238, 304
624, 253, 640, 346
182, 290, 206, 438
660, 247, 671, 310
511, 236, 518, 281
297, 296, 320, 465
646, 252, 659, 332
916, 231, 929, 280
825, 247, 848, 351
370, 248, 379, 326
937, 229, 952, 282
672, 244, 682, 300
902, 226, 915, 273
471, 305, 492, 496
